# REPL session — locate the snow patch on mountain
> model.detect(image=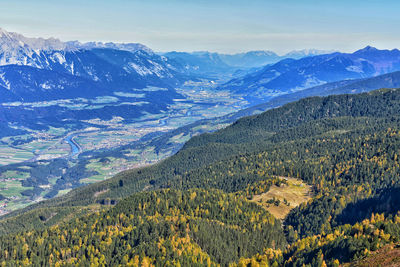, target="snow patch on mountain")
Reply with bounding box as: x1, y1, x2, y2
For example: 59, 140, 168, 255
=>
346, 65, 364, 73
40, 82, 52, 90
0, 72, 10, 90
50, 52, 66, 64
300, 76, 325, 90
127, 62, 153, 76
